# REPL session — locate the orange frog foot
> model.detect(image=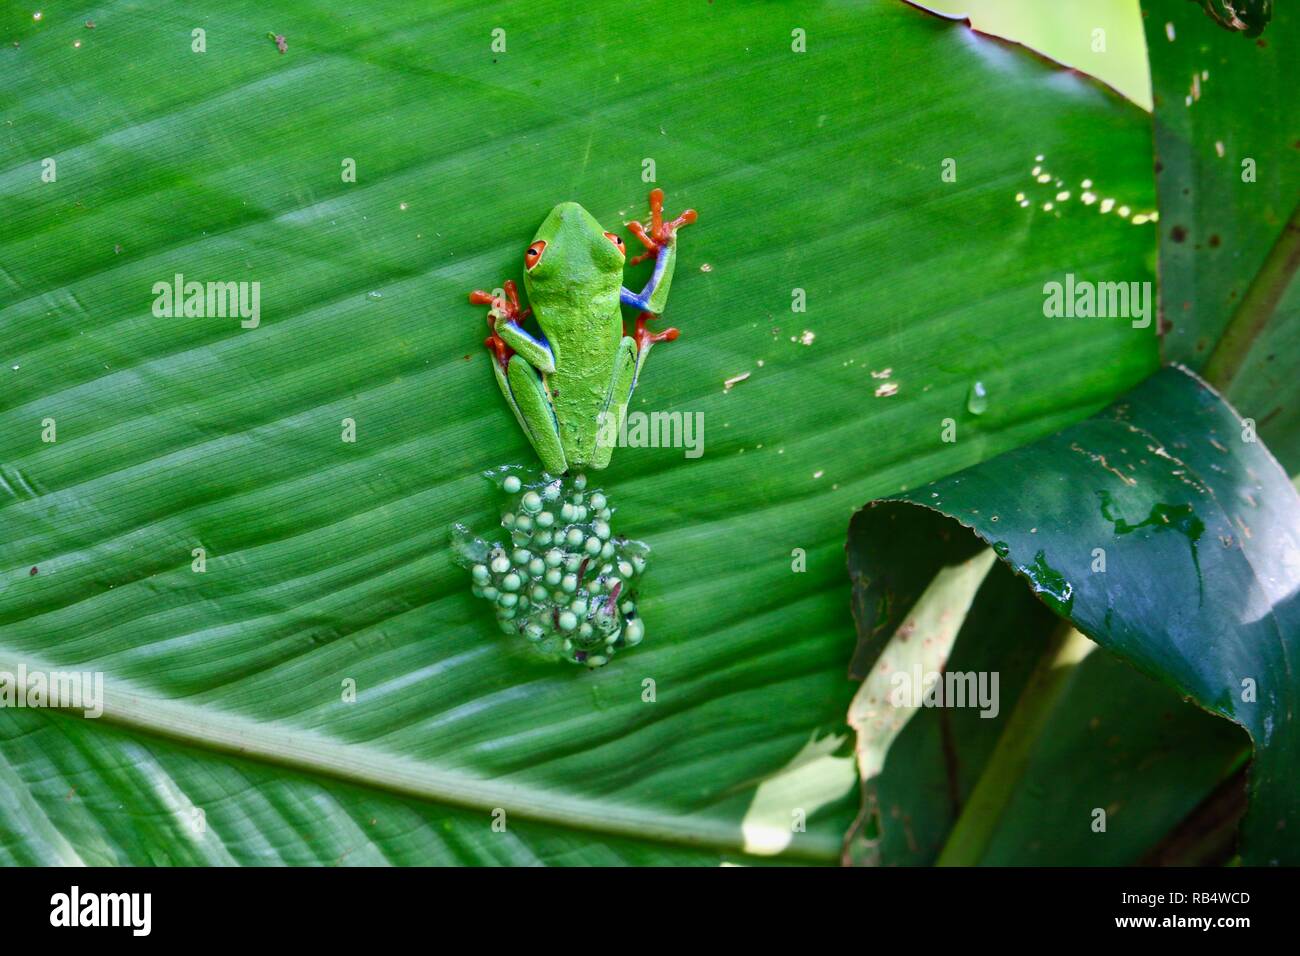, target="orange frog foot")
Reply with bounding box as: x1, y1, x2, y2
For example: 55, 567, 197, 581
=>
626, 188, 697, 266
631, 310, 679, 352
468, 279, 531, 368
